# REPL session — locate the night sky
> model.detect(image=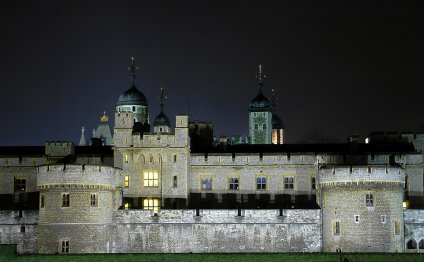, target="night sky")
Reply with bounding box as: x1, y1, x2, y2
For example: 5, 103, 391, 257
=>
1, 1, 423, 146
